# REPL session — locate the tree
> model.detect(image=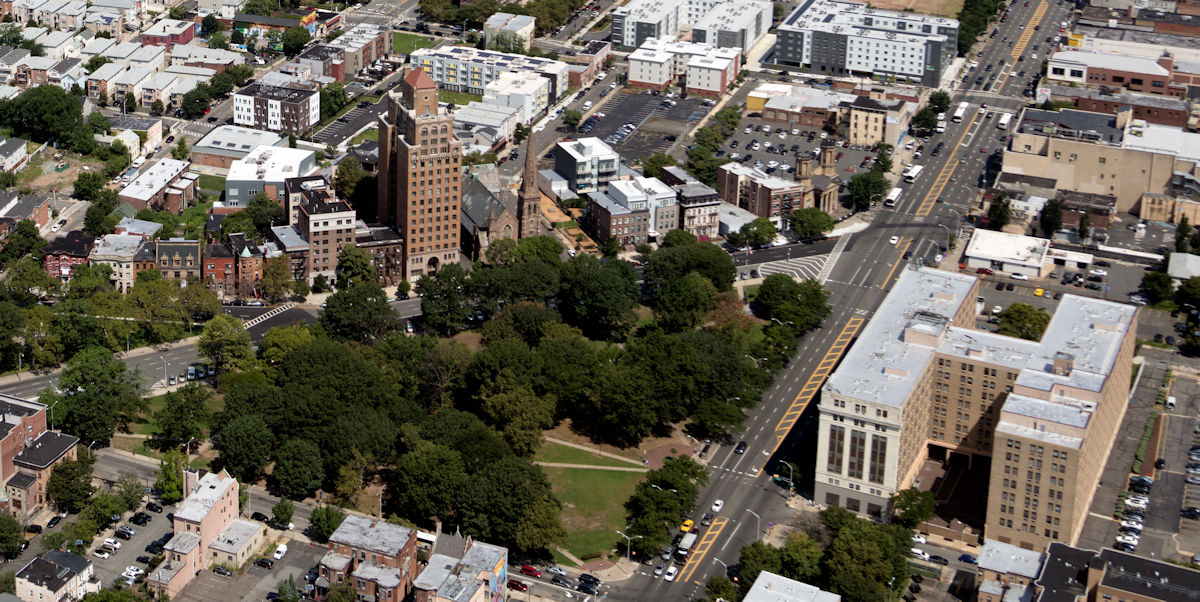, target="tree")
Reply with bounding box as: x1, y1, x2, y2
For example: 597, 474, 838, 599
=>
73, 171, 107, 202
737, 541, 782, 594
51, 347, 143, 445
181, 83, 213, 117
1078, 211, 1091, 242
654, 271, 717, 331
277, 575, 301, 602
754, 275, 831, 335
156, 449, 187, 504
272, 499, 294, 526
787, 207, 833, 239
780, 533, 823, 583
83, 54, 111, 73
272, 438, 323, 499
562, 110, 582, 129
988, 196, 1012, 230
417, 264, 472, 335
0, 570, 13, 594
928, 90, 952, 114
333, 158, 365, 200
87, 111, 110, 134
169, 5, 188, 18
171, 138, 189, 161
209, 71, 234, 96
890, 489, 936, 528
478, 374, 555, 456
996, 302, 1050, 341
260, 256, 294, 304
0, 515, 21, 558
230, 28, 245, 45
1040, 198, 1063, 237
705, 576, 738, 601
123, 91, 136, 111
913, 107, 939, 133
115, 473, 145, 511
153, 383, 211, 450
558, 254, 637, 341
1178, 216, 1193, 253
46, 452, 94, 511
335, 245, 377, 290
282, 26, 311, 55
1141, 270, 1173, 304
202, 14, 221, 35
197, 314, 253, 374
309, 506, 346, 542
847, 170, 887, 211
320, 282, 396, 342
736, 217, 777, 248
213, 414, 273, 481
0, 84, 84, 145
637, 152, 678, 179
